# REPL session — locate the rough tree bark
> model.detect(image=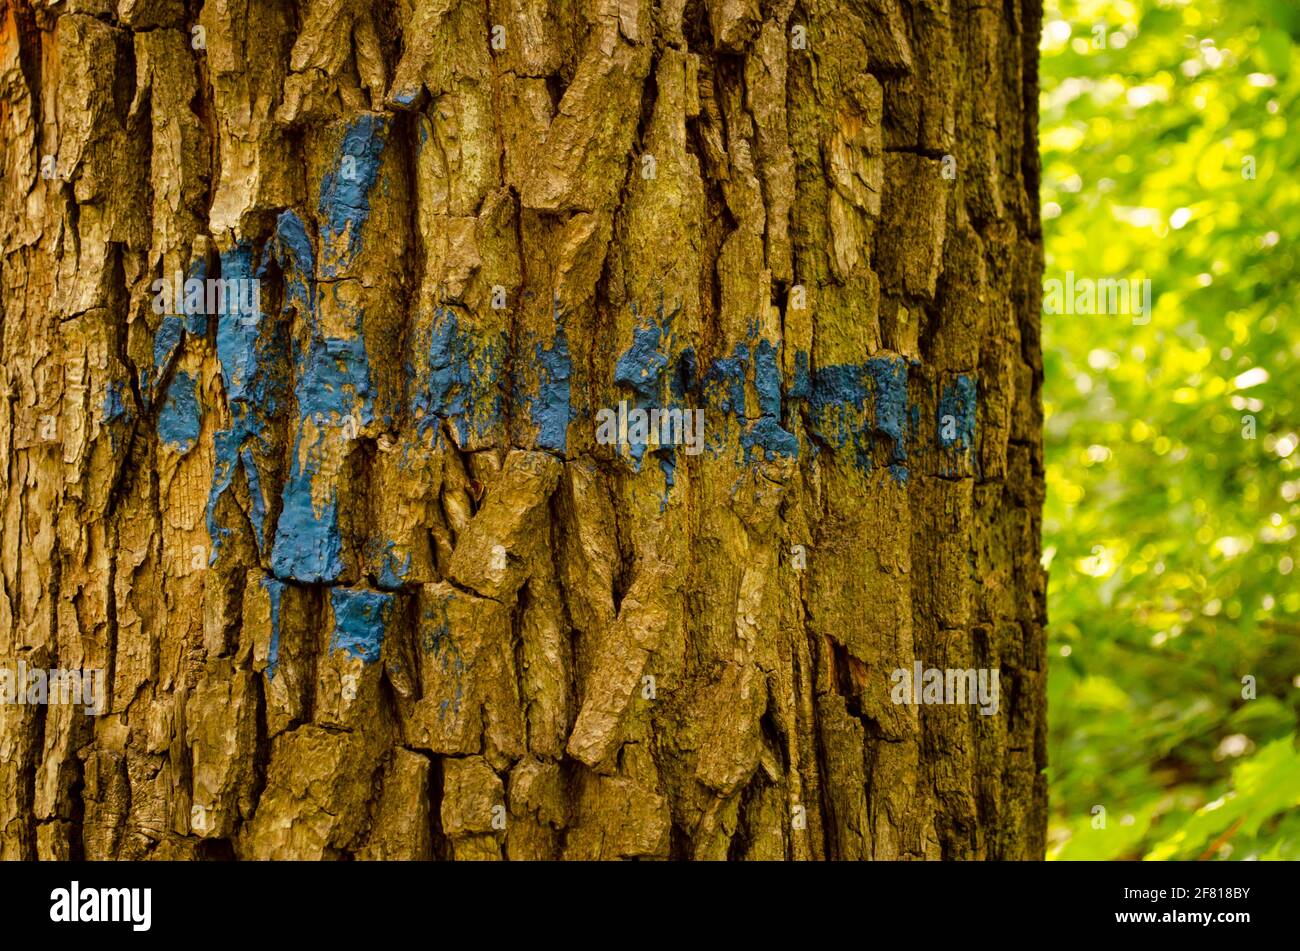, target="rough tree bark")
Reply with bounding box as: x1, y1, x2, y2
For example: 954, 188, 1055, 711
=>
0, 0, 1046, 860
